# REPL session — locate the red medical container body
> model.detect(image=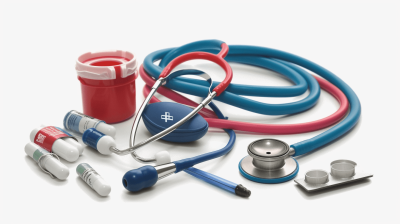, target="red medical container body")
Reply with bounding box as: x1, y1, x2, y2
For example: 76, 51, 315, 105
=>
76, 51, 138, 123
